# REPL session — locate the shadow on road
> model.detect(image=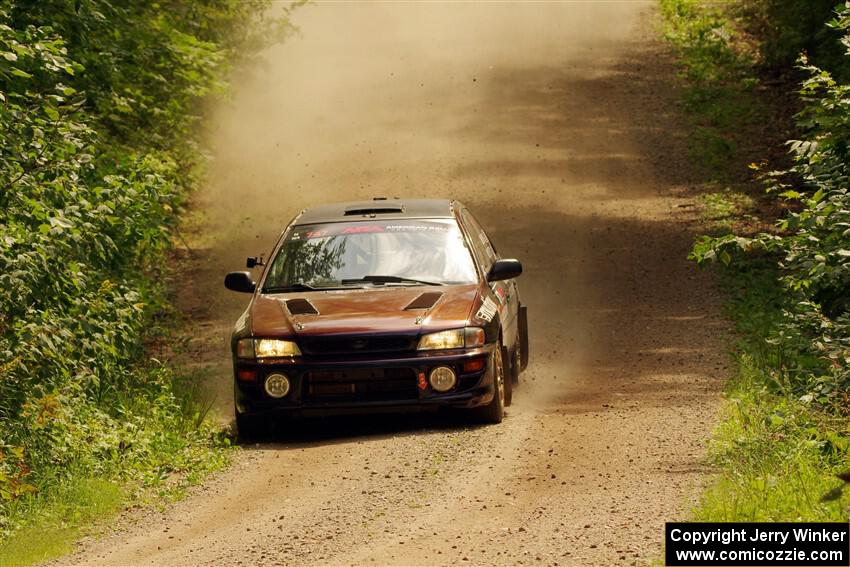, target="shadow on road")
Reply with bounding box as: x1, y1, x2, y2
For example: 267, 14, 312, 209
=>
237, 409, 488, 448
